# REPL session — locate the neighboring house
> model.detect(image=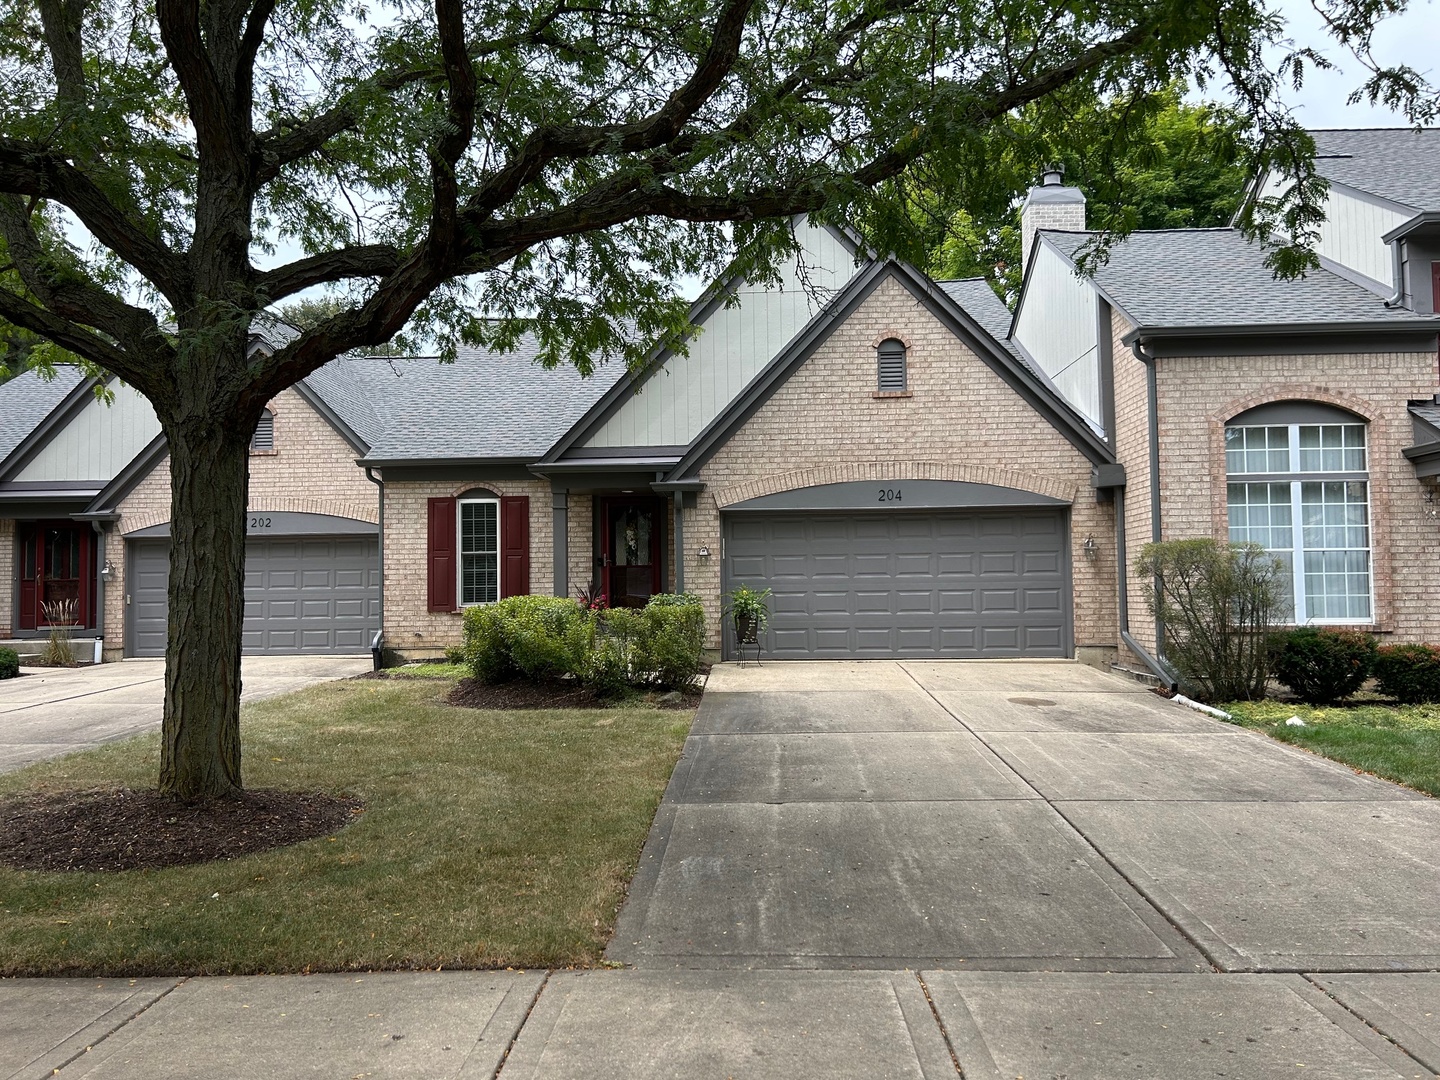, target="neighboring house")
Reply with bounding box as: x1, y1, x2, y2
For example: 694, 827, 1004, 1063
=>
2, 127, 1437, 669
